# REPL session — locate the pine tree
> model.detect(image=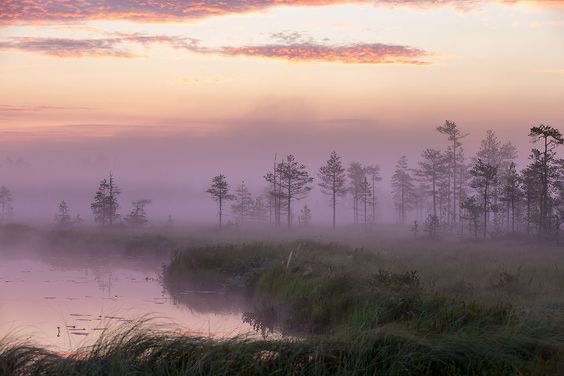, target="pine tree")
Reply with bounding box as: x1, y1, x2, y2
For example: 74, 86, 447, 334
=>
437, 120, 467, 223
299, 204, 312, 227
500, 162, 522, 233
206, 174, 235, 230
461, 196, 482, 240
475, 130, 517, 232
364, 165, 382, 223
91, 173, 121, 227
415, 148, 447, 218
424, 214, 440, 240
251, 195, 269, 223
359, 177, 372, 231
522, 162, 542, 235
347, 162, 365, 225
529, 124, 564, 237
124, 199, 152, 228
318, 151, 347, 230
470, 159, 497, 239
54, 200, 72, 227
391, 156, 416, 224
265, 155, 313, 228
231, 181, 254, 225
